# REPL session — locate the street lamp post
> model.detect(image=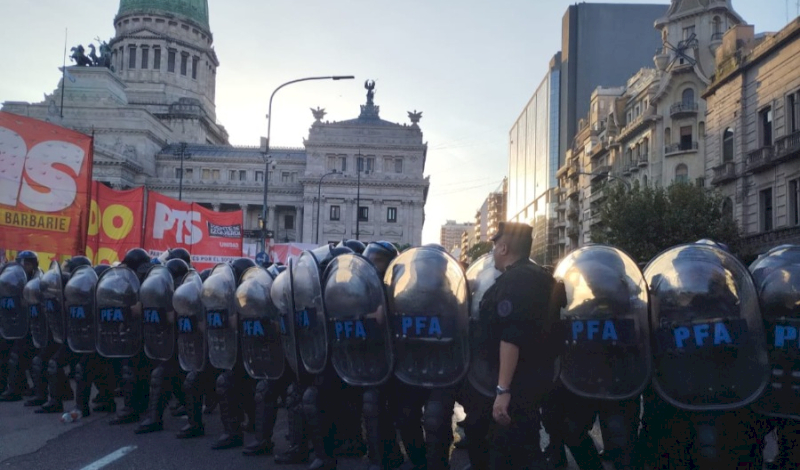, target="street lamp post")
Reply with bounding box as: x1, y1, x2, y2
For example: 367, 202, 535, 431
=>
174, 142, 191, 201
260, 75, 354, 253
316, 170, 337, 244
355, 151, 369, 241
